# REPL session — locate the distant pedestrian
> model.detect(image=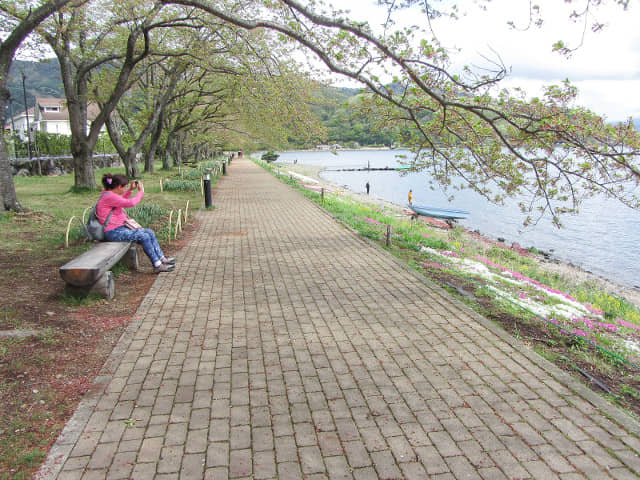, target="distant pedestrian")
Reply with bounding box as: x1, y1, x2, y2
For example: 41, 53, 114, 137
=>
408, 189, 413, 205
365, 182, 370, 195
